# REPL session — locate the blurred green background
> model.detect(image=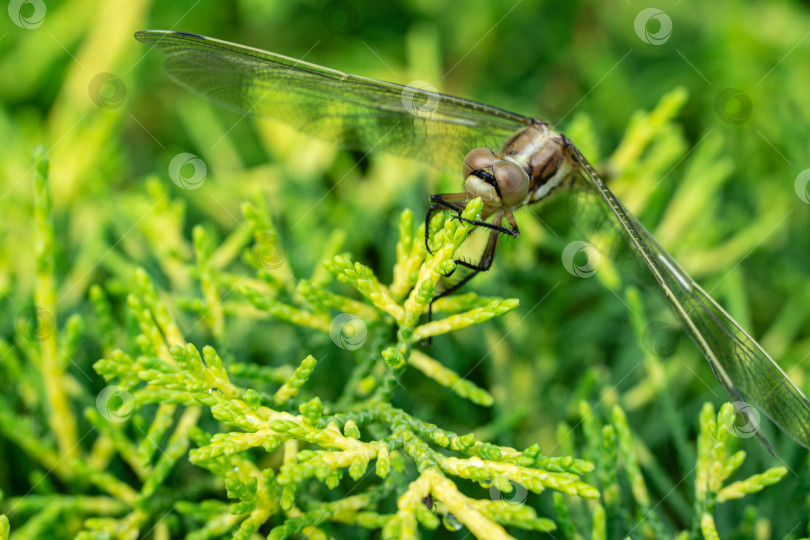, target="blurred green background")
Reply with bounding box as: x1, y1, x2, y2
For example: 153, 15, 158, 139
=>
2, 0, 810, 537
